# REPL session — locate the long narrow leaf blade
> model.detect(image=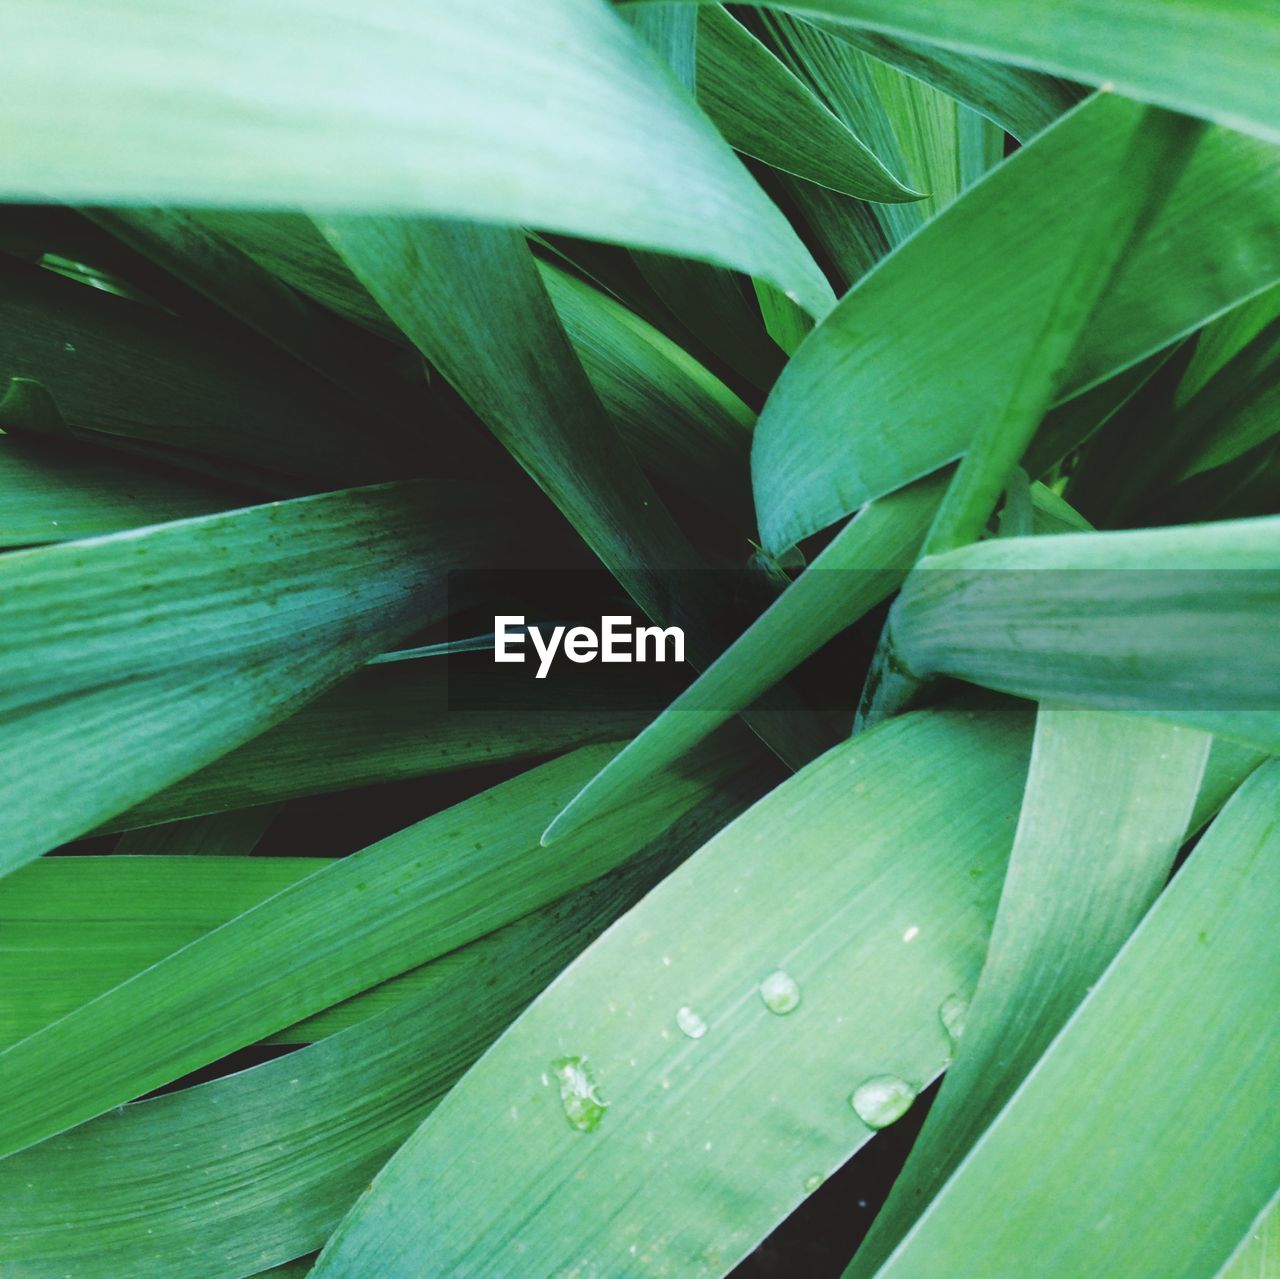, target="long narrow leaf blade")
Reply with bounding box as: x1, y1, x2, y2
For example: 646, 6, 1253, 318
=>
752, 93, 1280, 552
845, 709, 1211, 1276
0, 482, 509, 873
0, 0, 833, 314
309, 708, 1033, 1278
884, 515, 1280, 752
0, 735, 759, 1158
869, 759, 1280, 1279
